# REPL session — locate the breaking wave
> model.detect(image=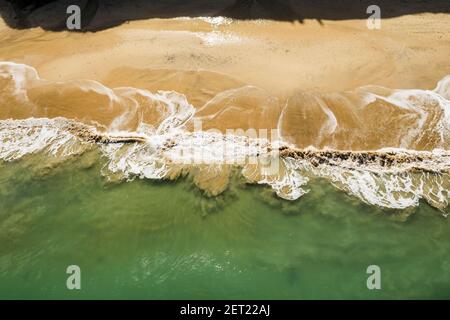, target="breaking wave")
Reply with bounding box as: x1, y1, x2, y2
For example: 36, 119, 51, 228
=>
0, 62, 449, 213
